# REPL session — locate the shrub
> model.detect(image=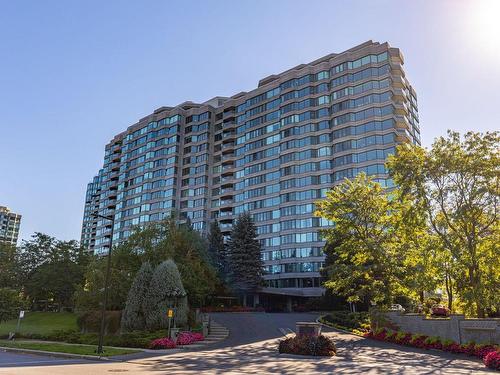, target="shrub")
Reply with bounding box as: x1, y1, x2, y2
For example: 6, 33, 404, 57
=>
144, 260, 188, 330
410, 334, 428, 349
484, 351, 500, 371
321, 311, 370, 332
0, 288, 25, 323
77, 310, 121, 334
9, 328, 166, 349
149, 337, 176, 349
121, 262, 153, 332
395, 331, 412, 345
475, 344, 498, 359
278, 335, 336, 357
424, 336, 443, 350
176, 331, 204, 345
